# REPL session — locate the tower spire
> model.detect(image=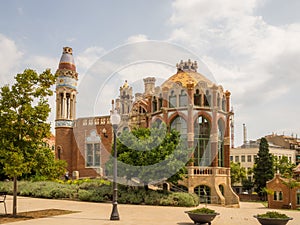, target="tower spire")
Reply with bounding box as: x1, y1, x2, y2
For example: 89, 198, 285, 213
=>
55, 47, 78, 127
